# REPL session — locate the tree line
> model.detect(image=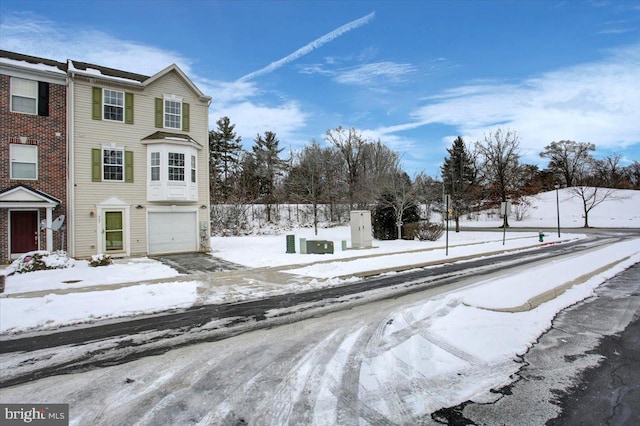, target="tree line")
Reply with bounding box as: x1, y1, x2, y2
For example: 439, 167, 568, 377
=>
209, 117, 640, 236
